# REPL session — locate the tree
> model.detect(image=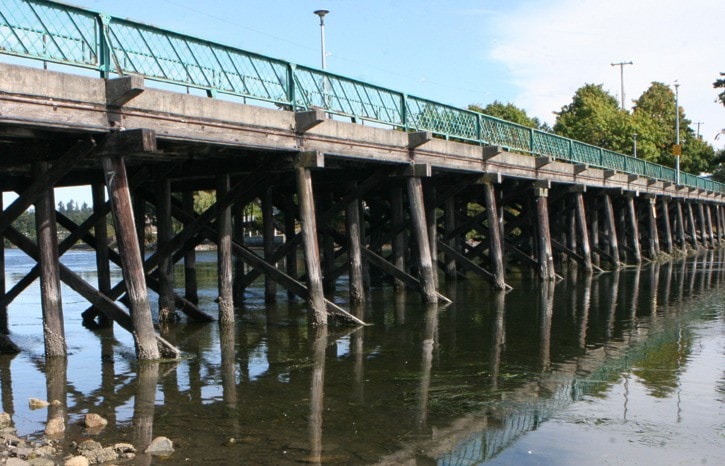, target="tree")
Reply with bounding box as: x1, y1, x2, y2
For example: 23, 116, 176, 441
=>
553, 84, 634, 154
469, 101, 547, 130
